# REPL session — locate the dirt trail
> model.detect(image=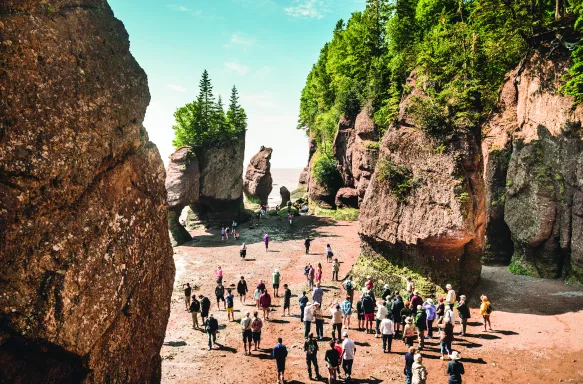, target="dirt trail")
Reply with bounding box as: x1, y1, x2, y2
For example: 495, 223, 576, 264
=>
161, 215, 583, 384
